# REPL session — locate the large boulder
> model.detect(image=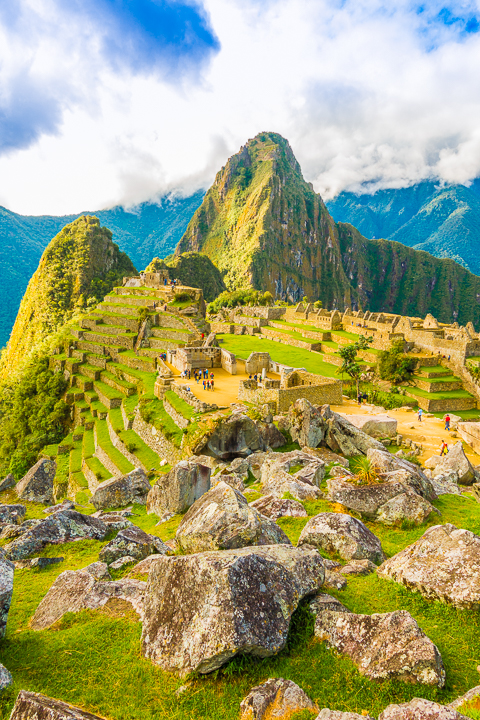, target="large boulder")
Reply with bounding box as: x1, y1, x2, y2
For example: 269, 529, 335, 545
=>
90, 468, 151, 510
4, 511, 109, 561
378, 524, 480, 608
0, 474, 15, 493
240, 678, 317, 719
0, 553, 14, 638
147, 459, 211, 516
340, 414, 397, 438
15, 459, 56, 504
175, 481, 291, 554
313, 607, 445, 686
249, 495, 307, 520
256, 421, 286, 449
316, 711, 374, 720
432, 442, 475, 485
366, 448, 437, 502
141, 545, 325, 675
99, 526, 169, 564
327, 477, 437, 526
298, 513, 385, 564
30, 566, 146, 630
449, 685, 480, 712
0, 504, 26, 525
9, 690, 107, 720
378, 699, 470, 720
260, 450, 325, 501
202, 413, 267, 459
